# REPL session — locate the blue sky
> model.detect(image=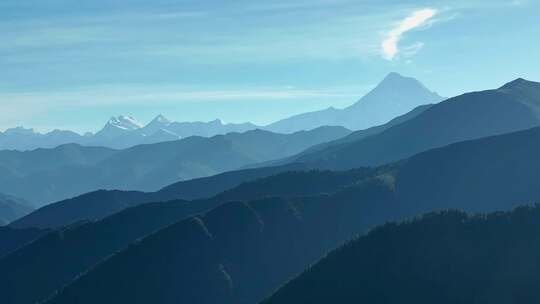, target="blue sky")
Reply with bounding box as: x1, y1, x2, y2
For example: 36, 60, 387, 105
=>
1, 0, 539, 132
